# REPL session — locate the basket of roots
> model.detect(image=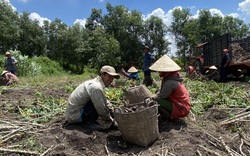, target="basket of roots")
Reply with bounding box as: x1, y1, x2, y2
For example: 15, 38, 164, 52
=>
114, 98, 159, 147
